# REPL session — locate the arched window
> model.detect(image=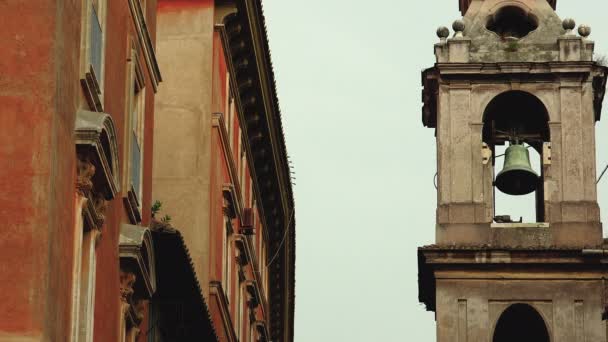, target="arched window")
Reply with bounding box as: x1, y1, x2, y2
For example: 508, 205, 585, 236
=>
493, 304, 550, 342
